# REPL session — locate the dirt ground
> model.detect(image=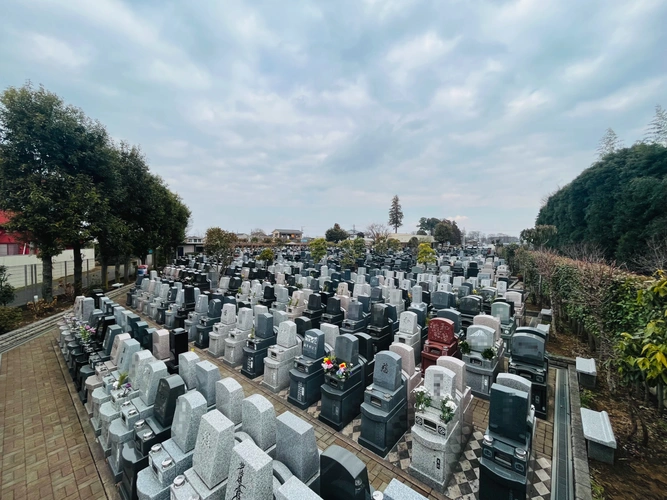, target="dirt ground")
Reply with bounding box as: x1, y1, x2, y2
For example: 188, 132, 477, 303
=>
546, 326, 667, 500
13, 294, 75, 329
